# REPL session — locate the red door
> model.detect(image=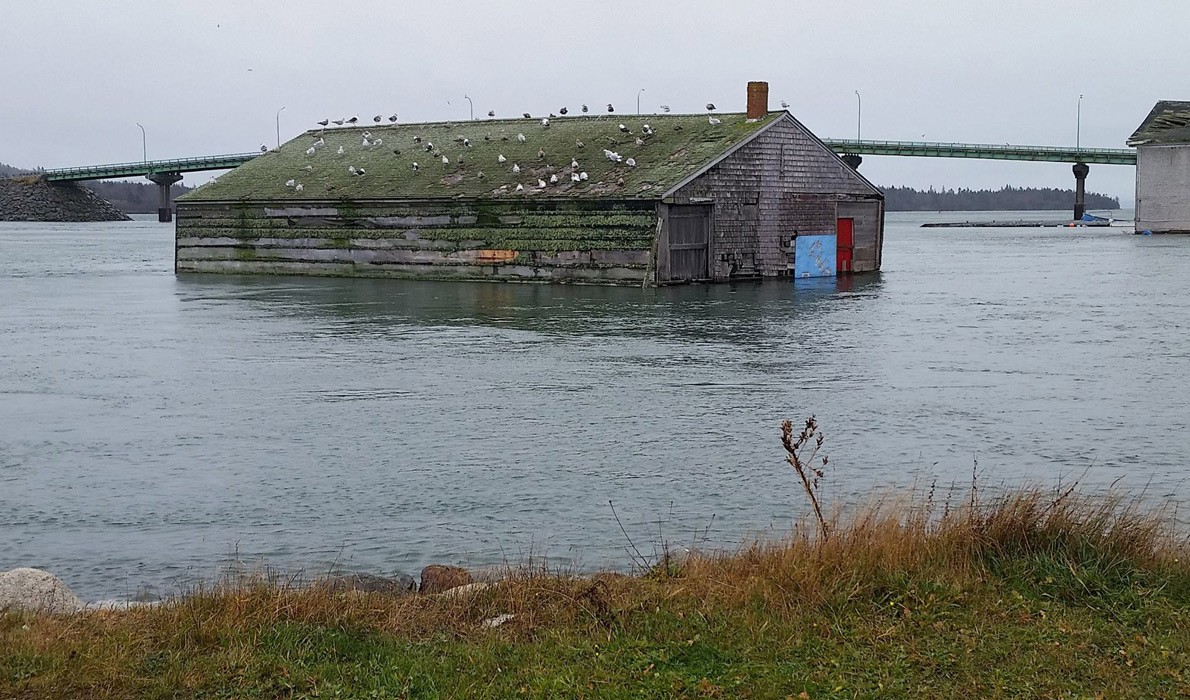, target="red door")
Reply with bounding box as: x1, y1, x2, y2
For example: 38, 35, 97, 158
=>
836, 218, 854, 273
